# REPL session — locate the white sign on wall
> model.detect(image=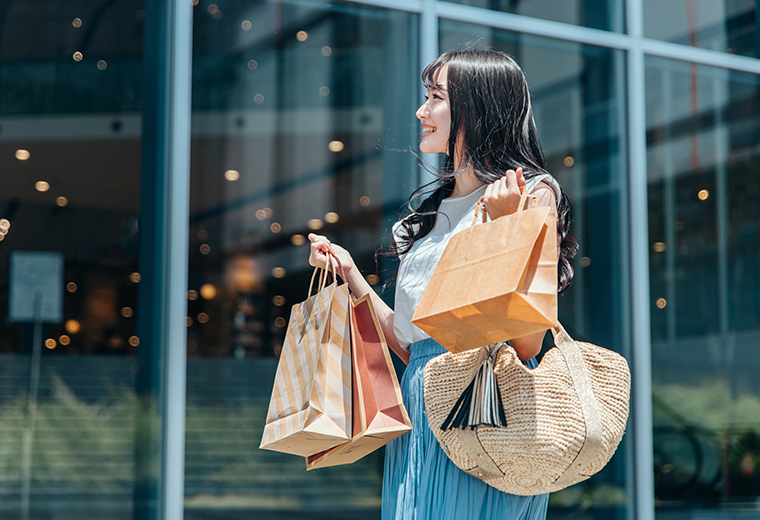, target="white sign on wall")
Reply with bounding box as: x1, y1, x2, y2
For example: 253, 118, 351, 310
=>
8, 251, 64, 324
